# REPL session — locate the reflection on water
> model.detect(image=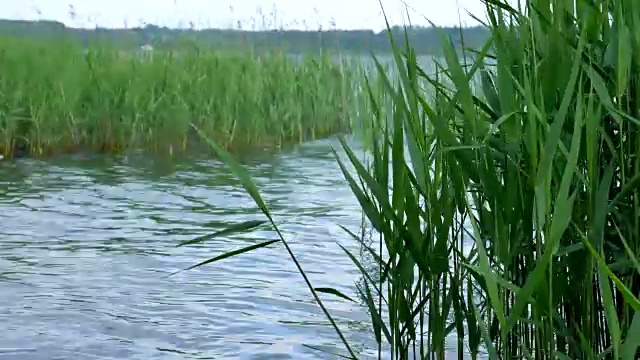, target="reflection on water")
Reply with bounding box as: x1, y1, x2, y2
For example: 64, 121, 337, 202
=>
0, 137, 380, 359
